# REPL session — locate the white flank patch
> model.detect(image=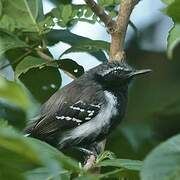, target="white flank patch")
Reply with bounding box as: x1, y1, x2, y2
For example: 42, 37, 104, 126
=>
59, 91, 118, 145
85, 117, 91, 120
